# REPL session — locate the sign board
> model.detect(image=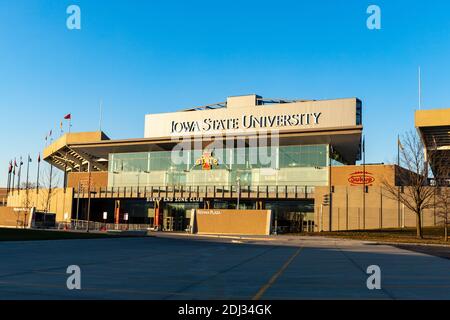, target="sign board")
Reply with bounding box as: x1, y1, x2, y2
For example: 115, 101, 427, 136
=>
348, 171, 376, 186
145, 99, 358, 138
194, 209, 272, 236
197, 209, 223, 215
146, 197, 203, 203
